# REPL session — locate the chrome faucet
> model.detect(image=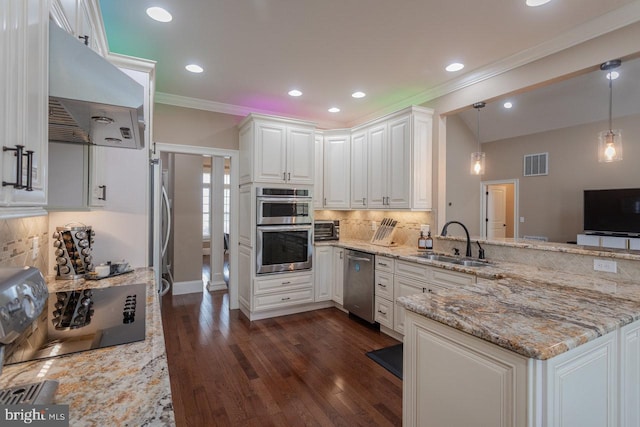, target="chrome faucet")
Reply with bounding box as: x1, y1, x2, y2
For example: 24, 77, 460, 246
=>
440, 221, 472, 258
